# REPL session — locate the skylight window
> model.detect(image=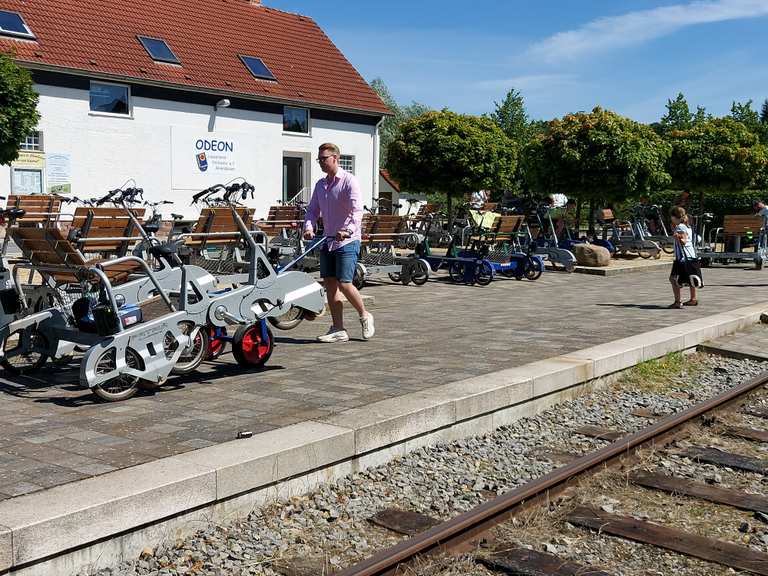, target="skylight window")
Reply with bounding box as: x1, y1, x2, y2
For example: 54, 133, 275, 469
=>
239, 55, 276, 81
137, 36, 180, 65
0, 10, 35, 39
